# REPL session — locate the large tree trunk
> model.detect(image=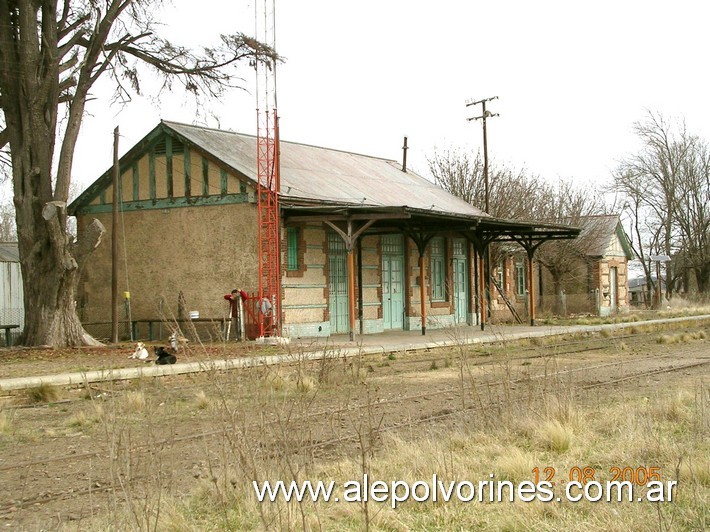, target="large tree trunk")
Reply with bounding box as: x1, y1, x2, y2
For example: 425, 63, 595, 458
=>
3, 1, 104, 347
695, 263, 710, 295
14, 156, 106, 346
11, 118, 105, 347
18, 215, 105, 347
